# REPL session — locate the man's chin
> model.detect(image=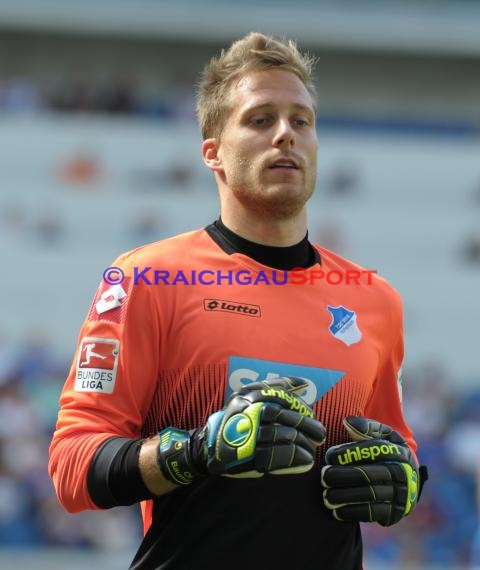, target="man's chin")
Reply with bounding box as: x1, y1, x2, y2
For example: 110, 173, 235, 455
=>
230, 181, 314, 219
257, 188, 313, 219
